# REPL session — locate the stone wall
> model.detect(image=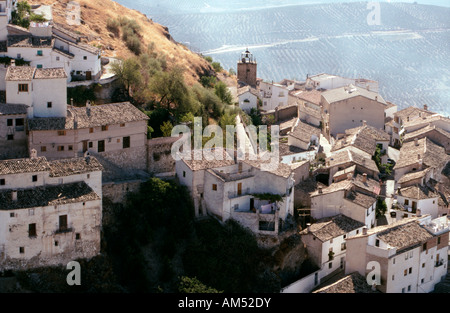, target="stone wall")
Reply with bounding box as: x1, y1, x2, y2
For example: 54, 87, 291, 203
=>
147, 137, 179, 174
100, 145, 148, 171
102, 180, 144, 204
